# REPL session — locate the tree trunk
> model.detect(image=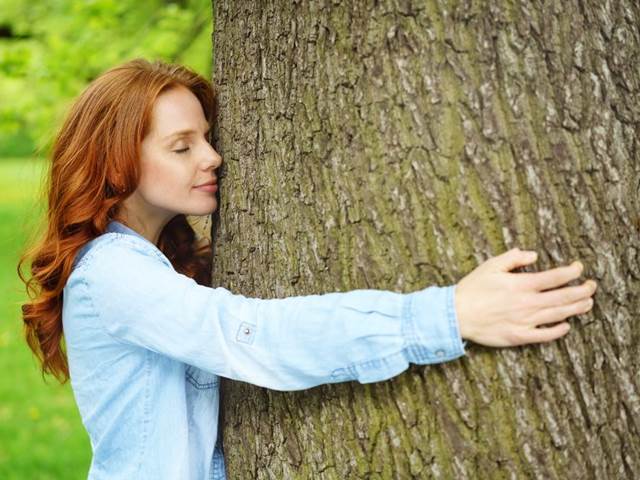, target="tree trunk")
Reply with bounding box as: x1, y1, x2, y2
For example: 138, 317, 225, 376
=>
210, 1, 640, 478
